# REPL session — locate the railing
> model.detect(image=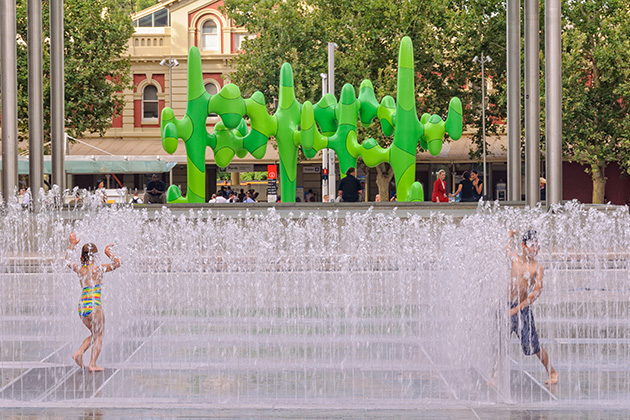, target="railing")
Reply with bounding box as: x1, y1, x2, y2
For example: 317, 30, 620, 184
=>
129, 28, 171, 56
